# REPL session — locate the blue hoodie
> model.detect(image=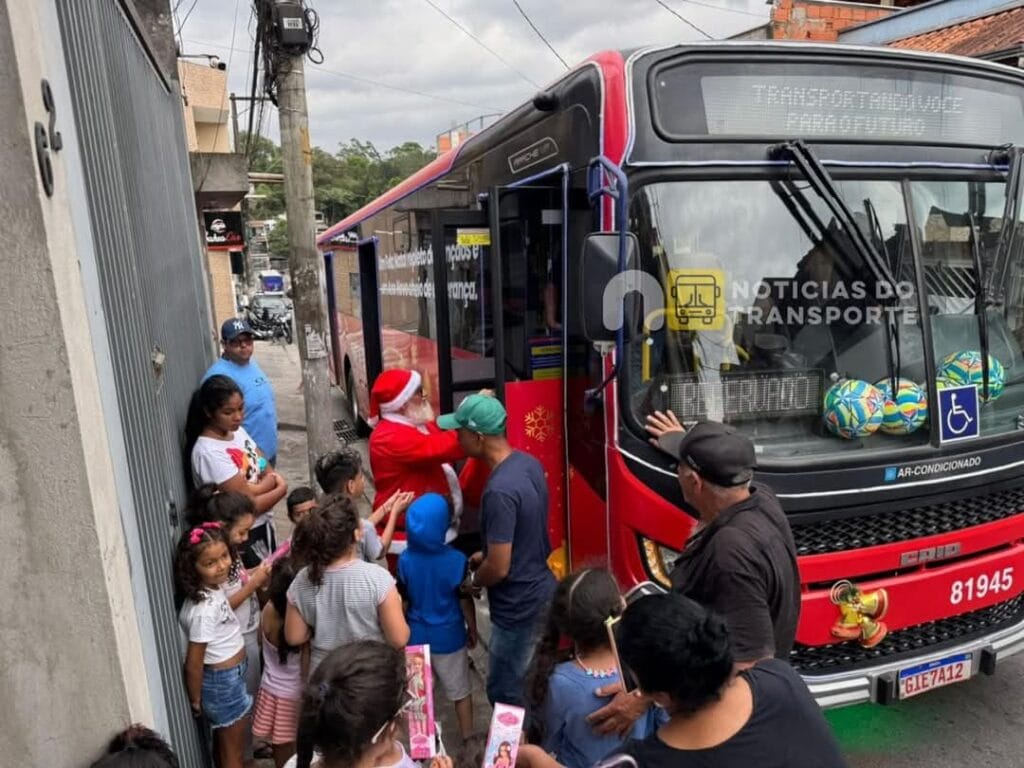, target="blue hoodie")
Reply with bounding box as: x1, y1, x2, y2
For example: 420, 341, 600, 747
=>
397, 494, 468, 654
